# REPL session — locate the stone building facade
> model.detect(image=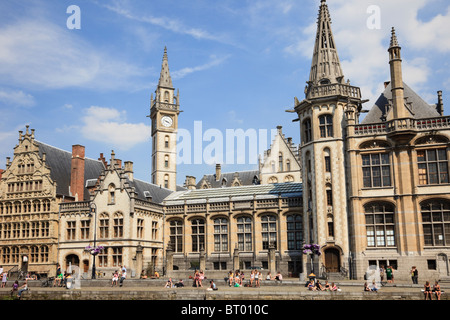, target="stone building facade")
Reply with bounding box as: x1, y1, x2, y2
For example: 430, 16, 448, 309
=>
288, 0, 450, 280
162, 183, 303, 276
58, 151, 172, 278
